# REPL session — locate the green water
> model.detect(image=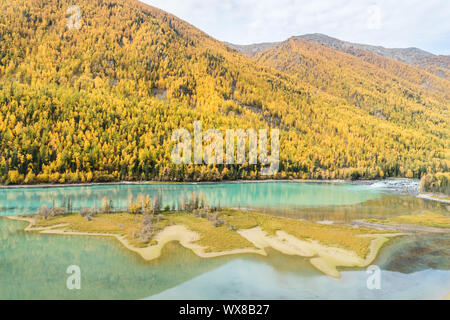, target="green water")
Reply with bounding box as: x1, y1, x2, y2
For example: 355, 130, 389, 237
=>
0, 219, 234, 299
0, 182, 385, 217
0, 182, 449, 299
